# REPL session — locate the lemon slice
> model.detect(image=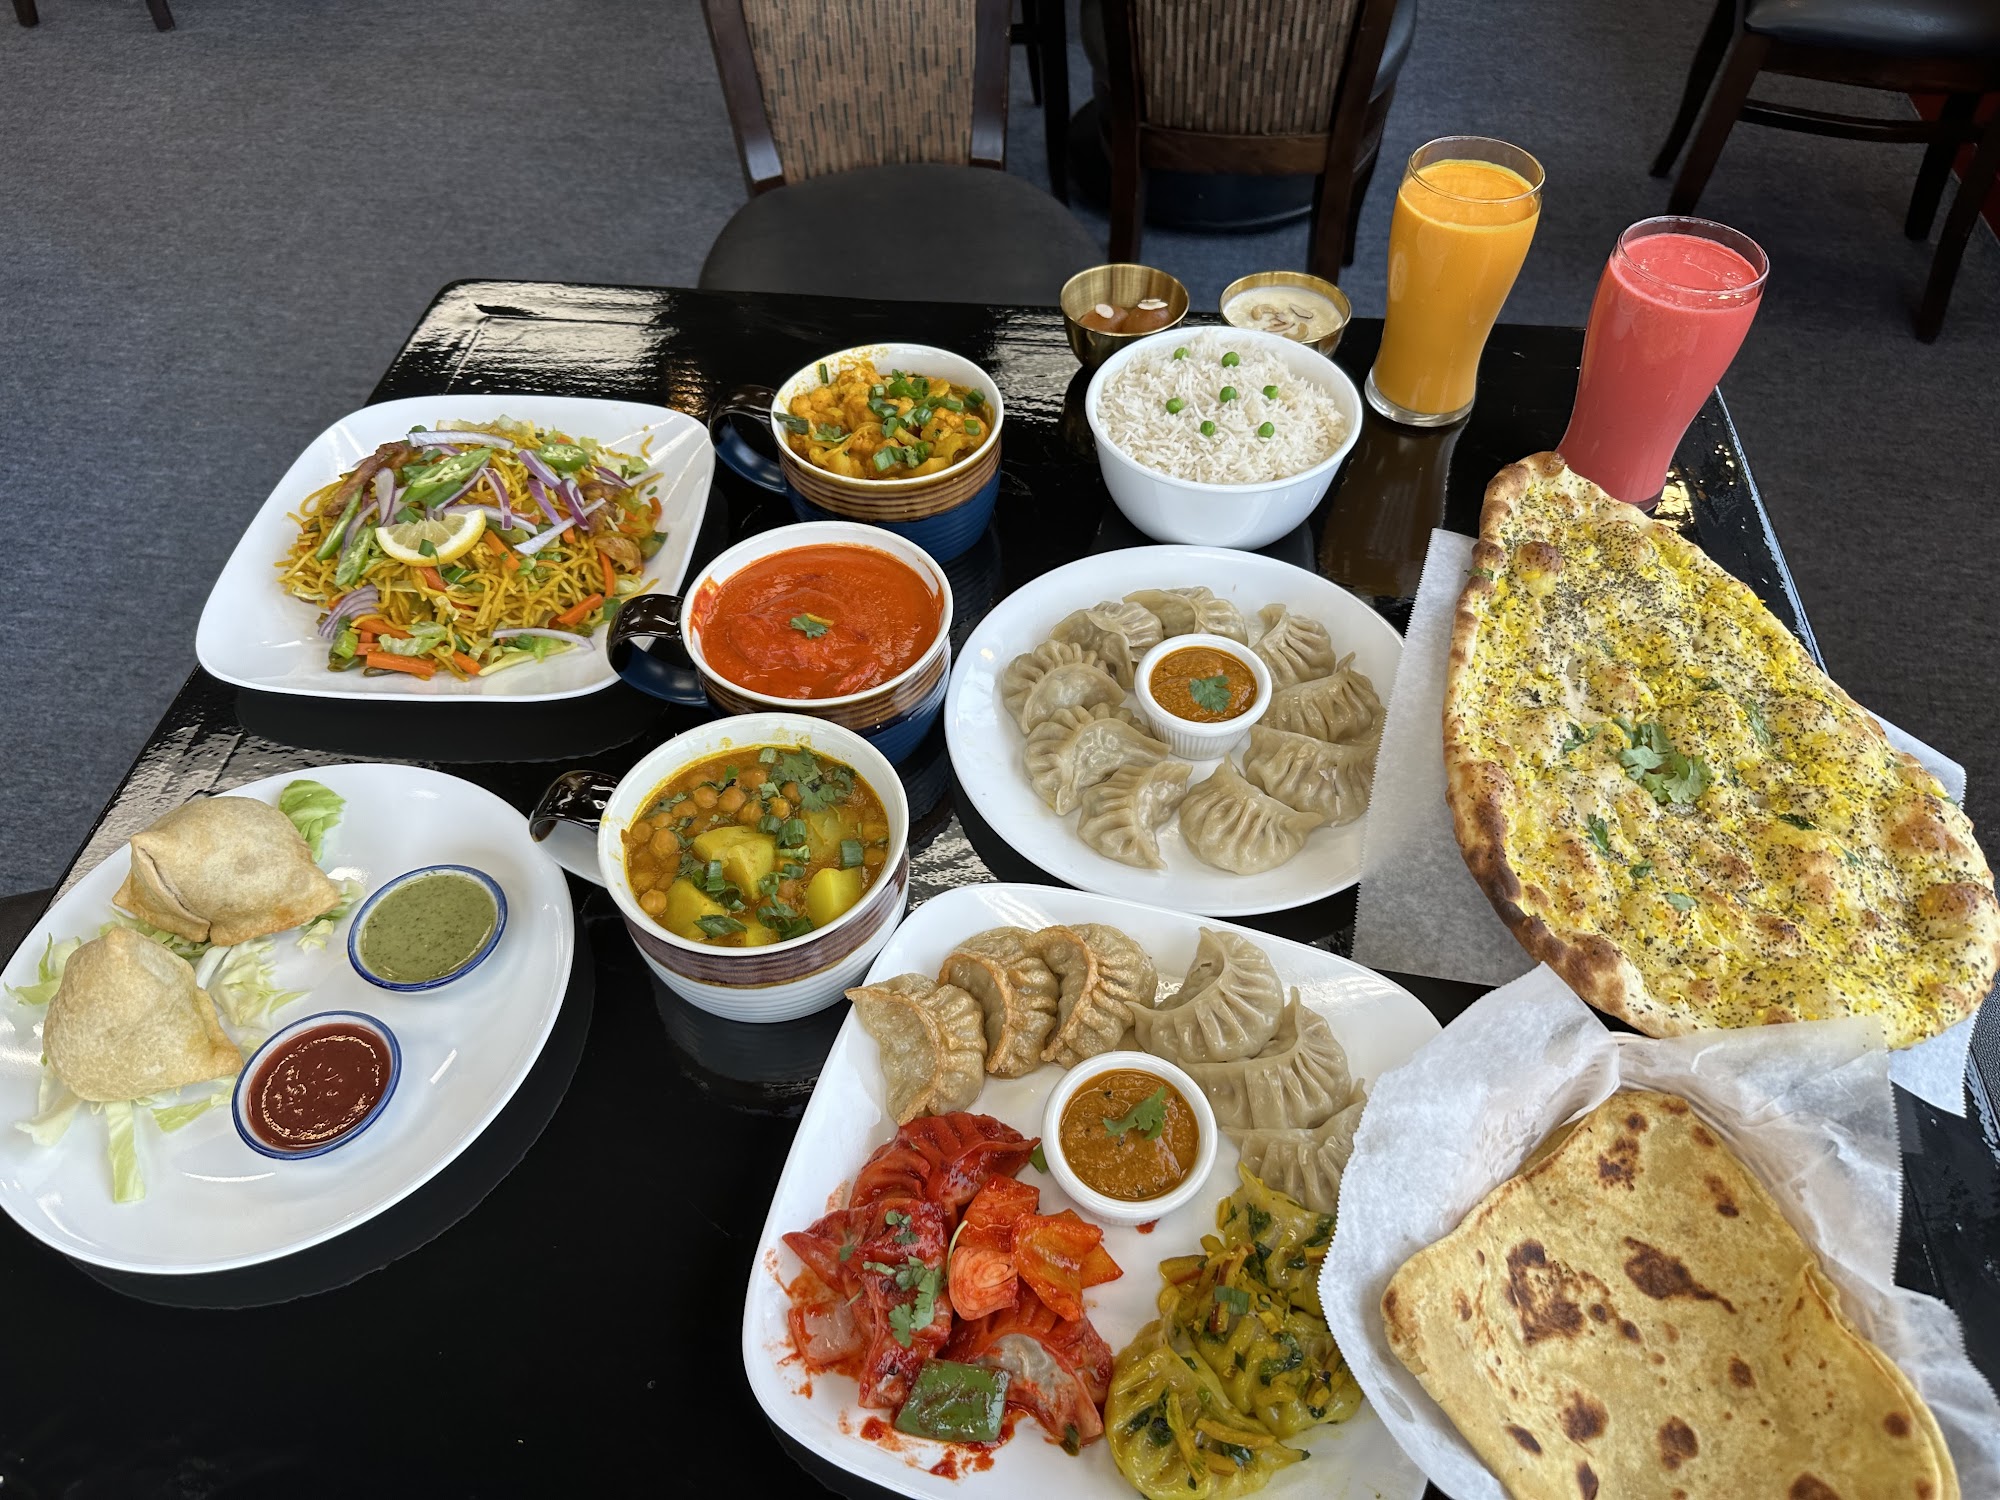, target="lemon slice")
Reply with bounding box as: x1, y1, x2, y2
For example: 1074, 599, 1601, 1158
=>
376, 510, 485, 565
